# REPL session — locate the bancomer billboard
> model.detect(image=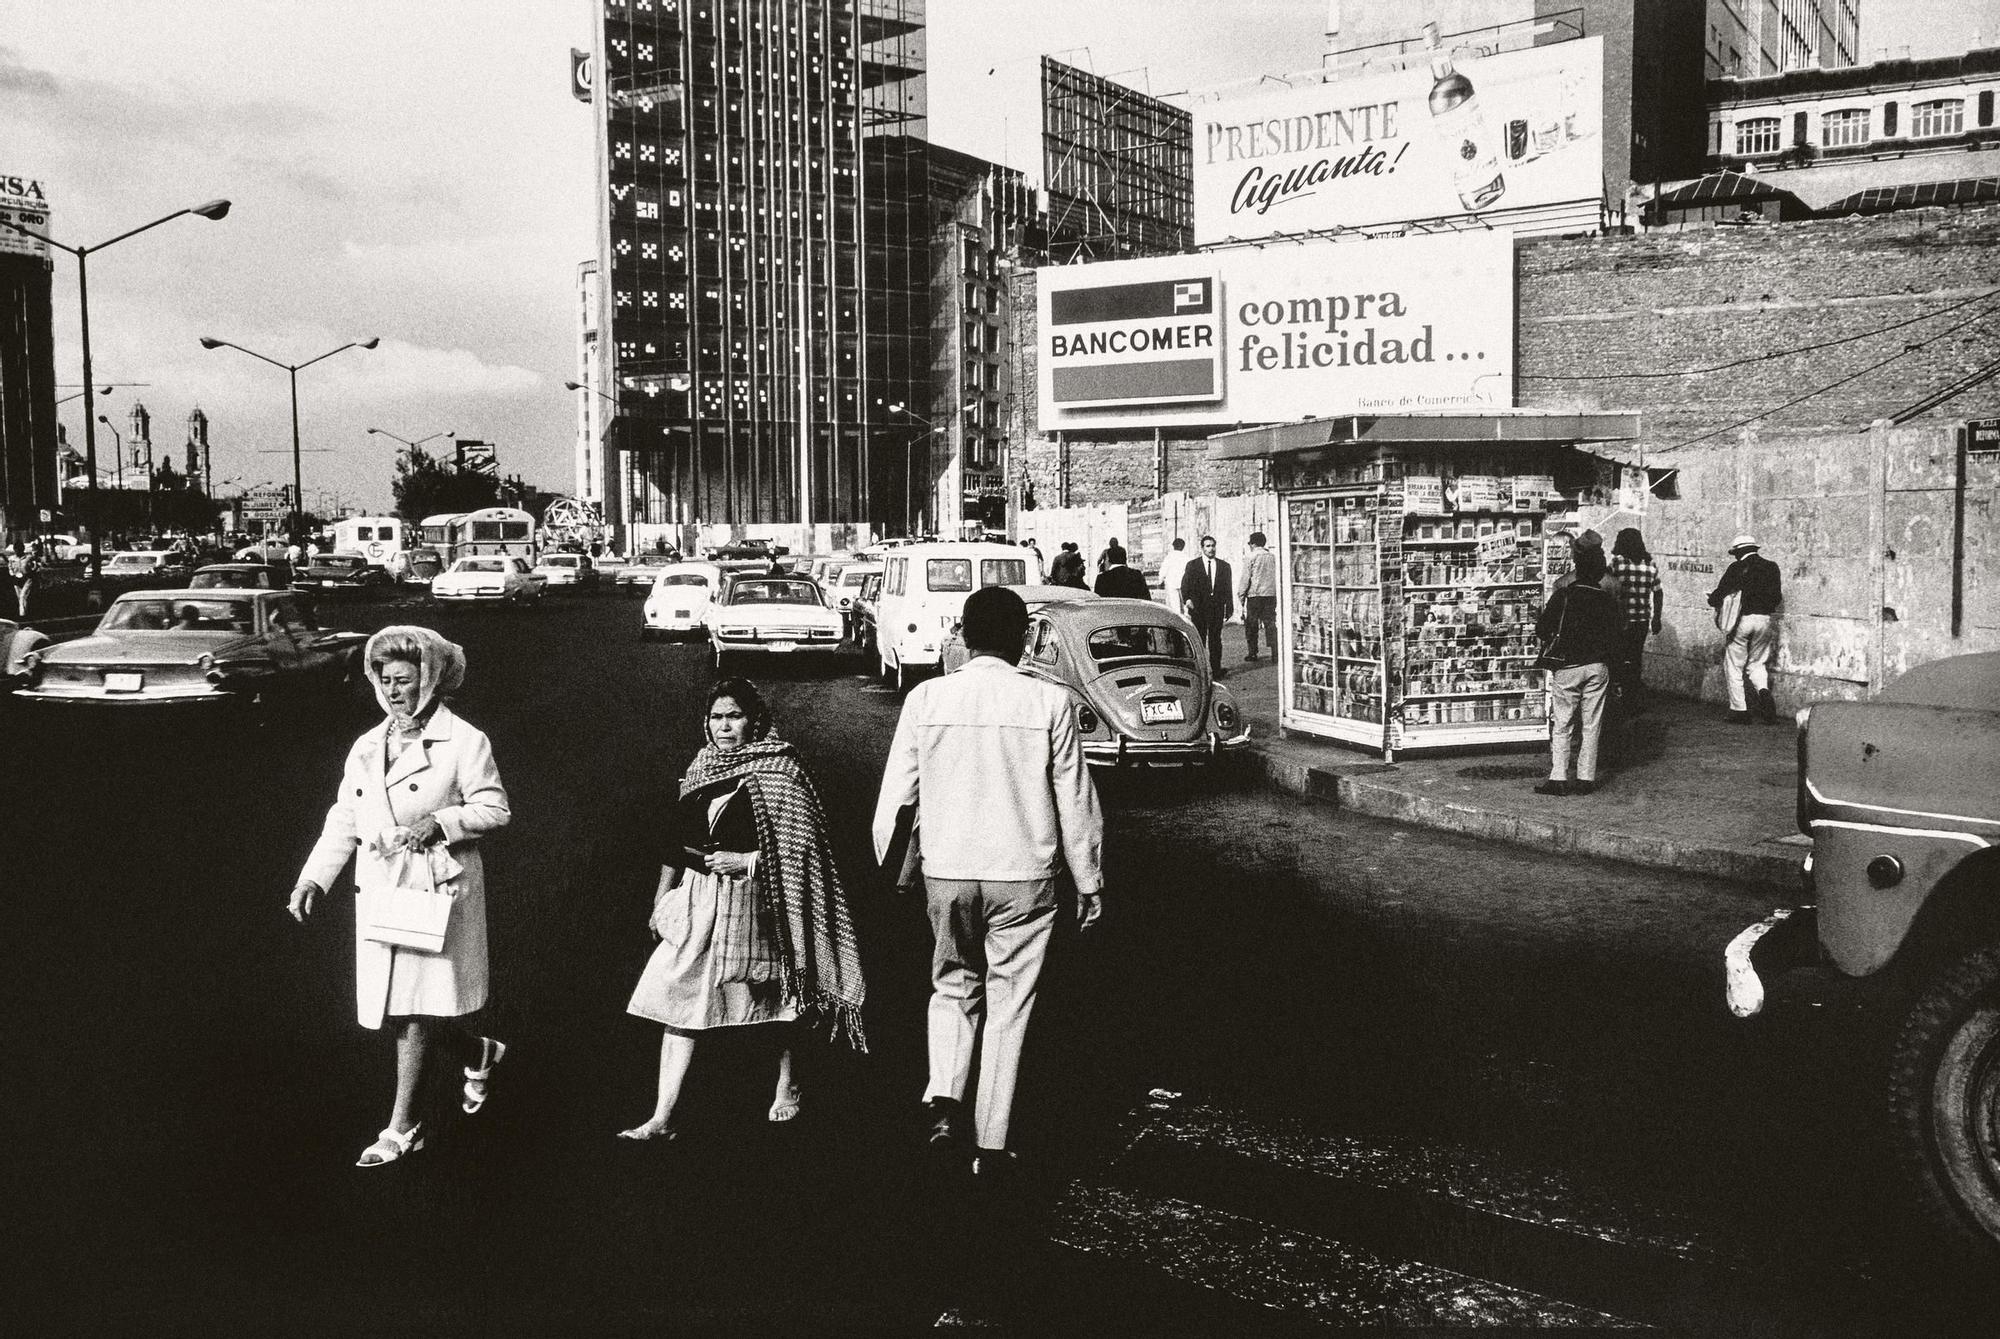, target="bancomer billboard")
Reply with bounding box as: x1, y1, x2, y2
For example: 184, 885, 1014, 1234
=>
1037, 231, 1512, 432
1193, 38, 1602, 244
